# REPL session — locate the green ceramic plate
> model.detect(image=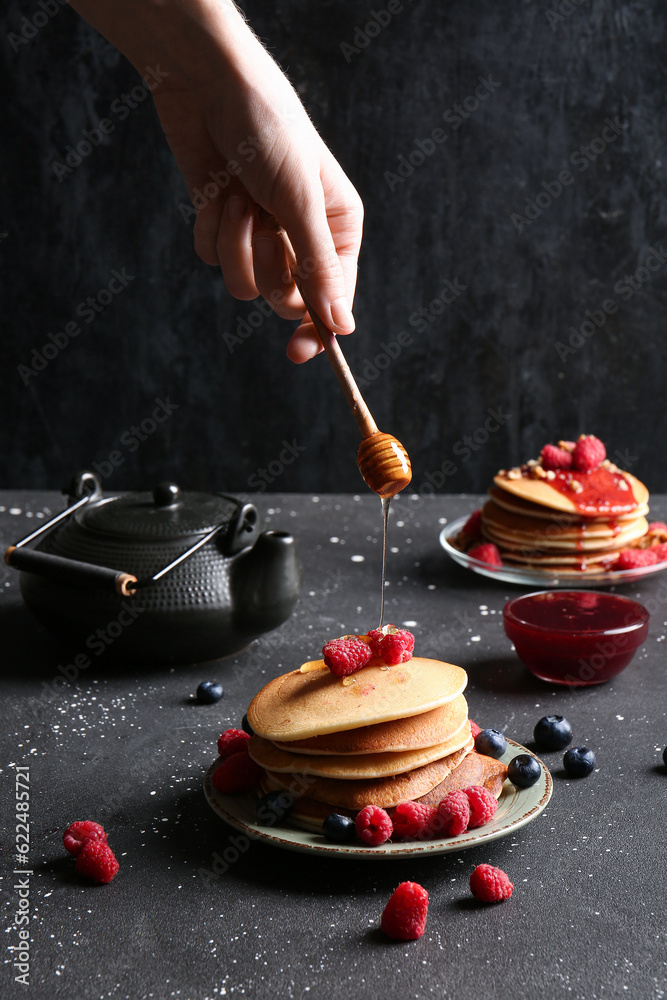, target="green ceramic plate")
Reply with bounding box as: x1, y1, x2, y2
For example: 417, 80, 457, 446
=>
203, 738, 553, 859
